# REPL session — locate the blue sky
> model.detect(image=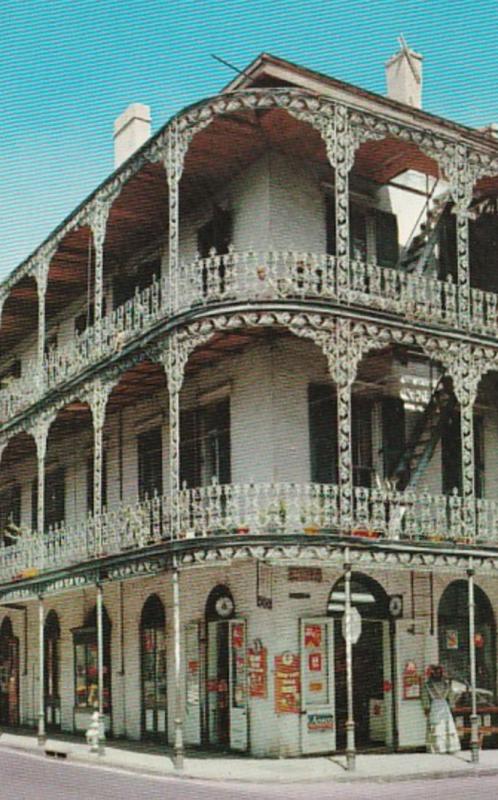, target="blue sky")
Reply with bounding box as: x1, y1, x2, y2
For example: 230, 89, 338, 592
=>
1, 0, 497, 280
